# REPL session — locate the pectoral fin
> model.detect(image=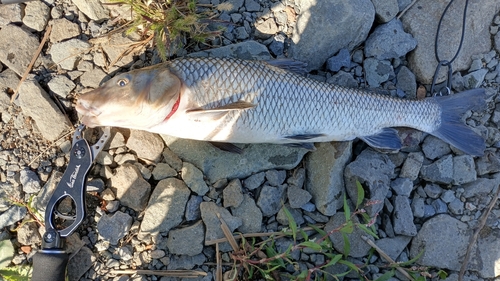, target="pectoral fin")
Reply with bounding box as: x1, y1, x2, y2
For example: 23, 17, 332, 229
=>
185, 101, 256, 121
210, 142, 243, 154
360, 128, 401, 150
